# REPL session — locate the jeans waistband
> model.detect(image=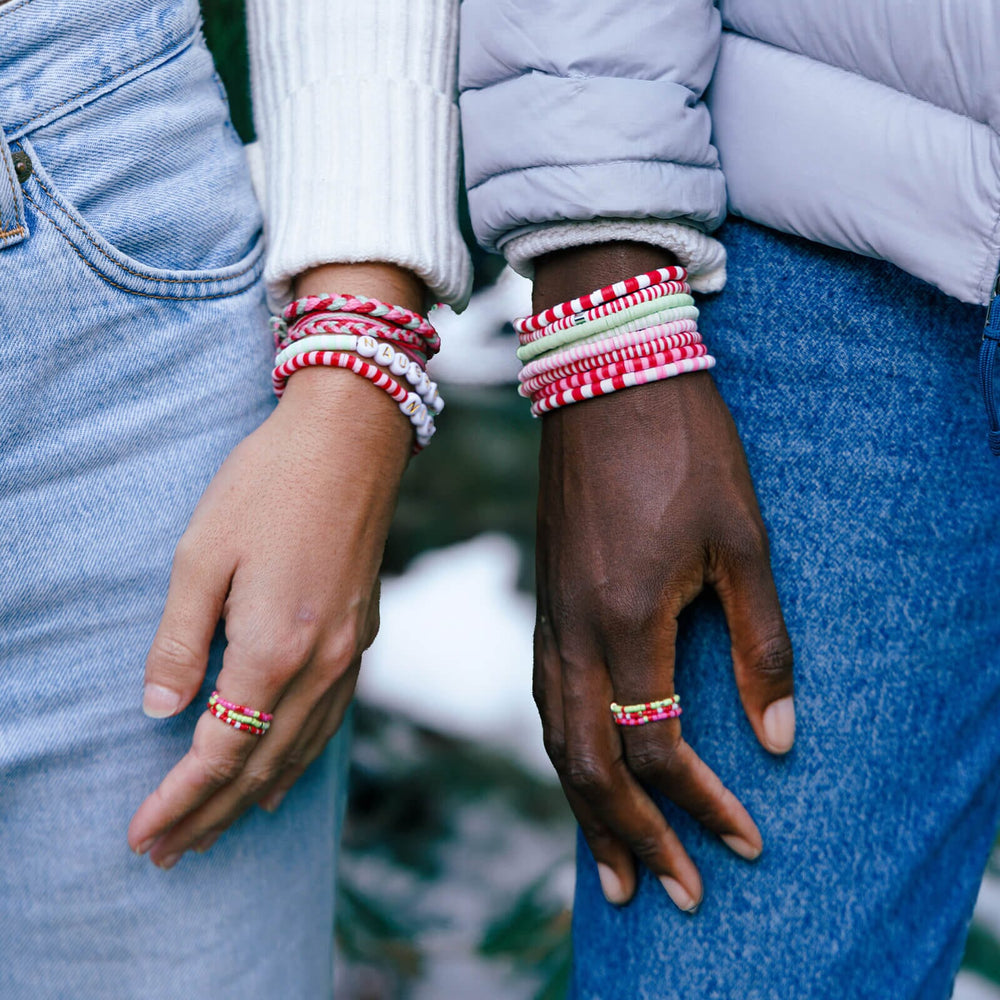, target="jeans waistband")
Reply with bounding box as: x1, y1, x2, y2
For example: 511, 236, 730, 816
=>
0, 0, 201, 141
